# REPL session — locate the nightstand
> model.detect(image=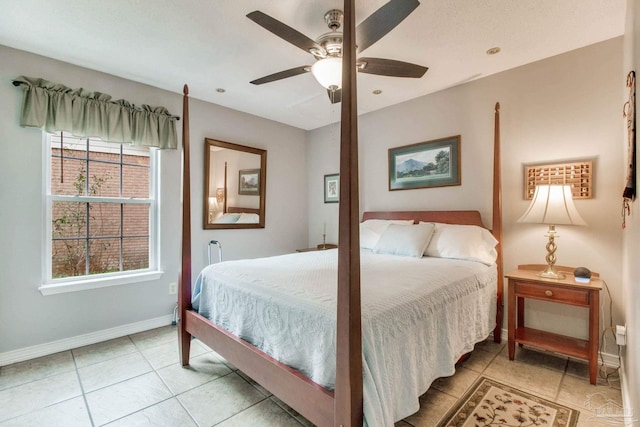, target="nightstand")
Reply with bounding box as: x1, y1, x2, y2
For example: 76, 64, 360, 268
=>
505, 264, 603, 384
296, 244, 338, 252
